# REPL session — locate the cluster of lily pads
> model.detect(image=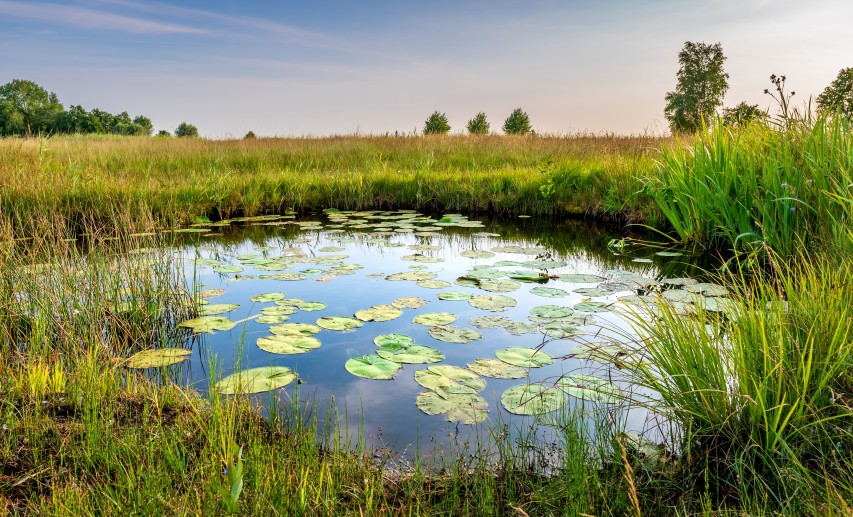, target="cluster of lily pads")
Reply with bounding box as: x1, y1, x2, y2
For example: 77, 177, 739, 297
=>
125, 208, 733, 423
